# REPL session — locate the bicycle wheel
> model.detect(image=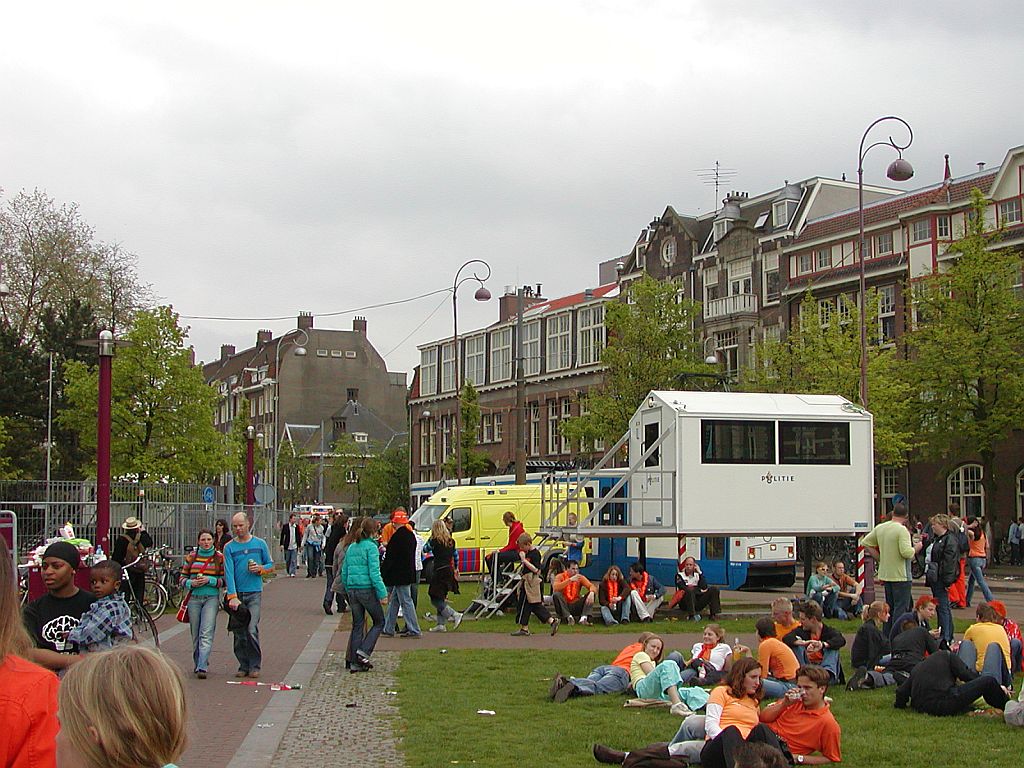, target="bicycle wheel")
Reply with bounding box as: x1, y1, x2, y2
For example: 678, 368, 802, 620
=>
166, 570, 185, 608
142, 577, 167, 620
130, 599, 161, 648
